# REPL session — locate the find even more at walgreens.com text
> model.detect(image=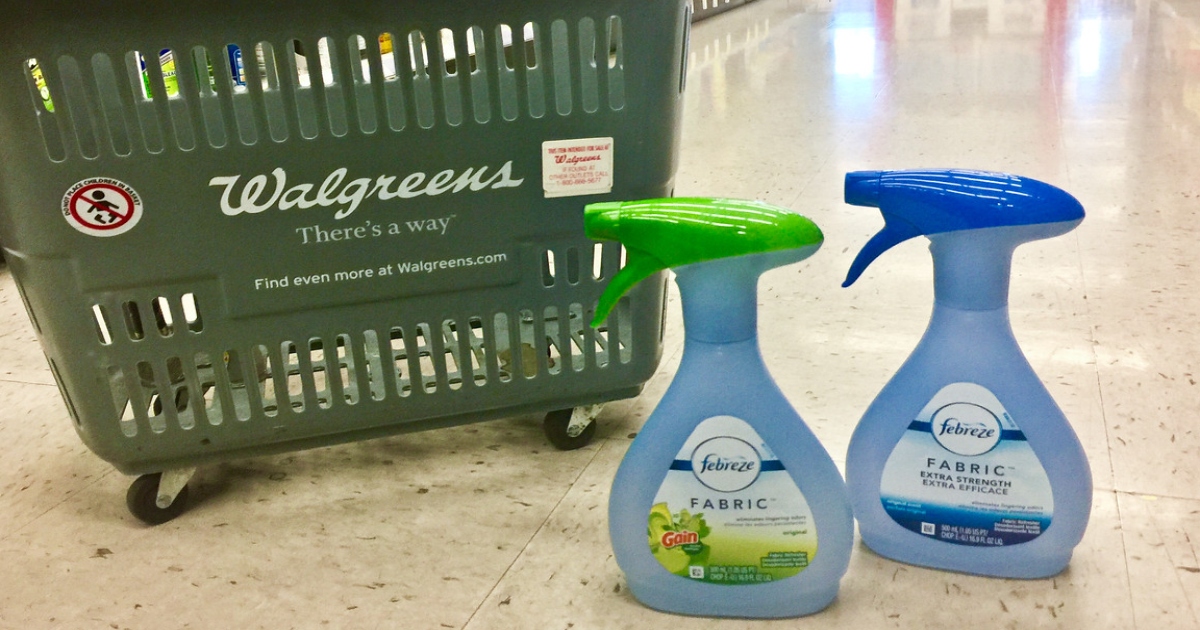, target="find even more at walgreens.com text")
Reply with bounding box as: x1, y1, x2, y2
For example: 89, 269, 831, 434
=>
253, 253, 509, 291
